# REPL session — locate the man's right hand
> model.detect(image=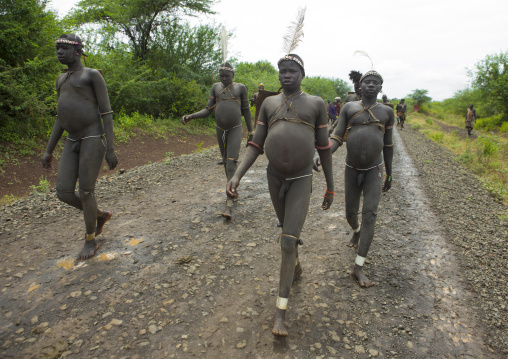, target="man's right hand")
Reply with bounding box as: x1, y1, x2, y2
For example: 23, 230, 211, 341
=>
313, 155, 321, 172
42, 153, 53, 169
181, 115, 190, 125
